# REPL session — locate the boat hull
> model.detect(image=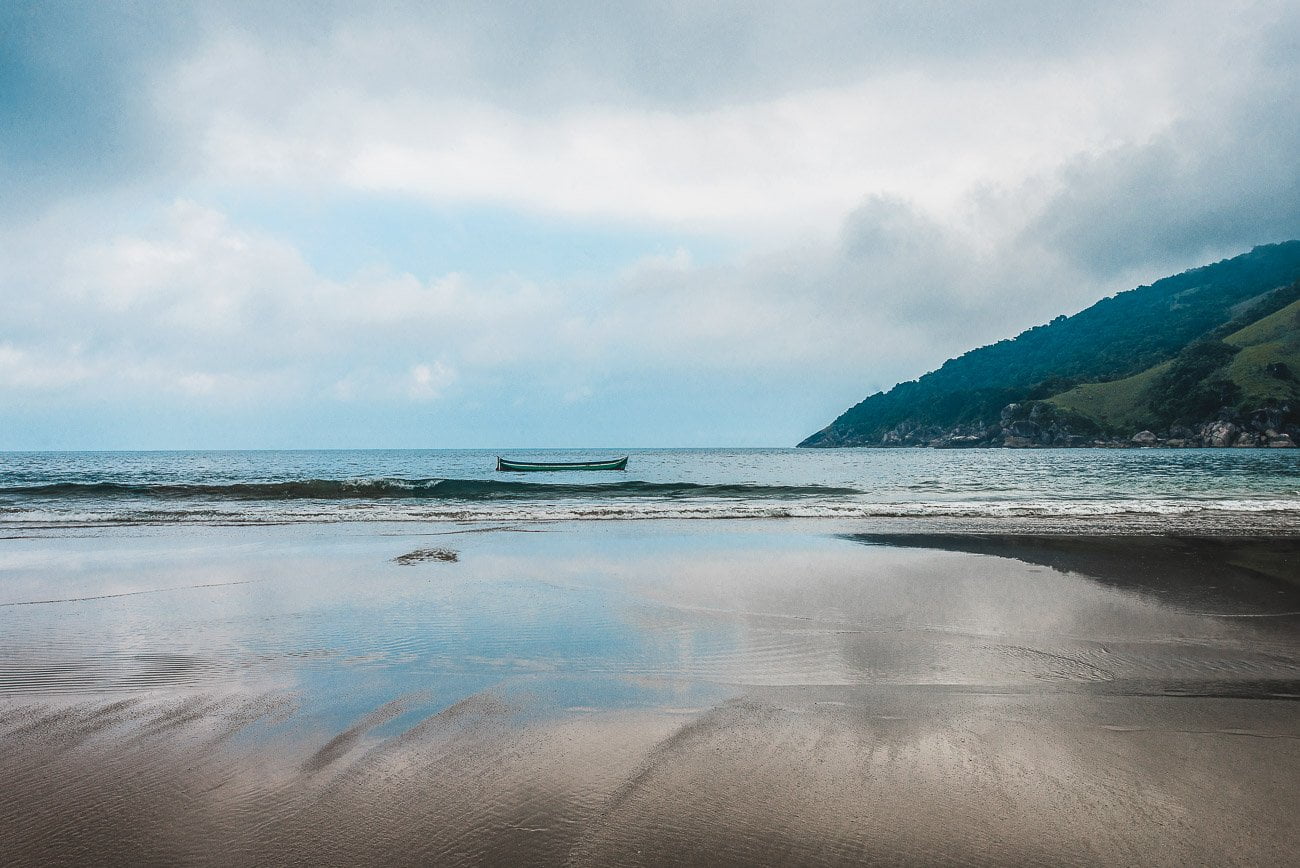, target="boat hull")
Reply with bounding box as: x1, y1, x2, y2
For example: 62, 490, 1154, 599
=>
496, 456, 628, 472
